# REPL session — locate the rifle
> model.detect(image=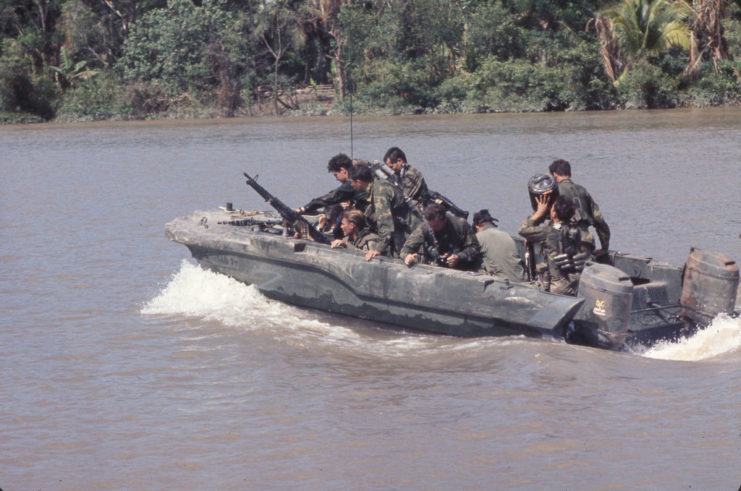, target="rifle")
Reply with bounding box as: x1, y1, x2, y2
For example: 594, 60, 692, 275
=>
243, 173, 330, 245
